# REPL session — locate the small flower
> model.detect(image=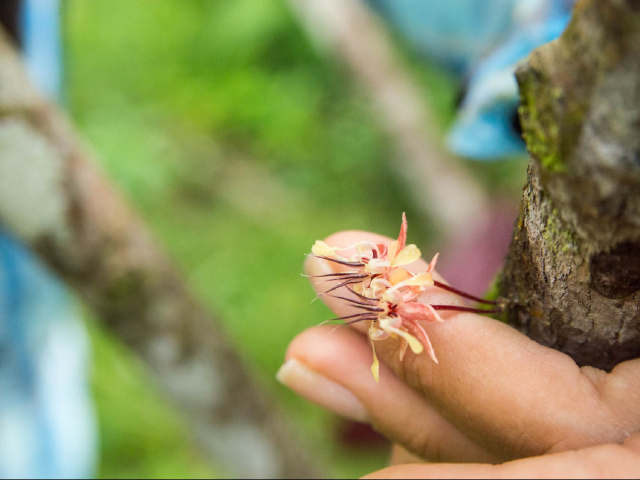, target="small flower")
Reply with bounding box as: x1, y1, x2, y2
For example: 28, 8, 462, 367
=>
309, 213, 502, 382
310, 213, 429, 299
